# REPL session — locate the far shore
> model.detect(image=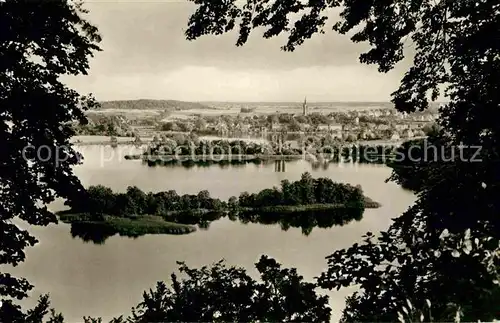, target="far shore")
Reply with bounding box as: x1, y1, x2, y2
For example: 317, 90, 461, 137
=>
70, 135, 417, 147
71, 135, 153, 146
